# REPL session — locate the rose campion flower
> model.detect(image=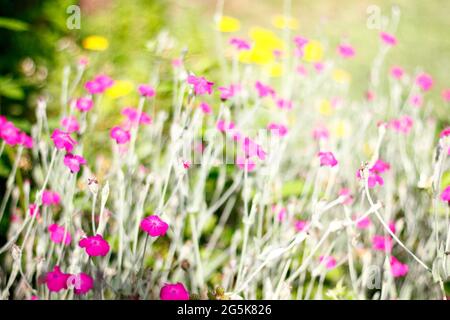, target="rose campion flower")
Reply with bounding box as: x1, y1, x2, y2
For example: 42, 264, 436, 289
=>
79, 234, 110, 257
390, 256, 409, 277
75, 97, 94, 112
121, 107, 152, 126
440, 127, 450, 138
313, 125, 329, 140
187, 75, 214, 95
138, 84, 156, 98
276, 98, 293, 110
441, 186, 450, 203
229, 37, 251, 51
319, 256, 337, 269
69, 273, 94, 295
357, 170, 384, 188
199, 102, 212, 115
160, 283, 189, 300
255, 81, 275, 98
442, 89, 450, 102
337, 44, 355, 58
85, 74, 114, 94
110, 126, 131, 144
236, 156, 256, 172
380, 32, 397, 46
1, 121, 21, 146
318, 151, 338, 167
218, 84, 240, 101
409, 94, 423, 108
61, 116, 80, 133
140, 215, 169, 237
390, 66, 404, 79
29, 204, 40, 218
44, 266, 70, 293
295, 220, 308, 232
339, 188, 354, 205
415, 73, 433, 91
48, 223, 71, 245
389, 221, 397, 234
370, 159, 390, 174
51, 129, 77, 152
372, 235, 393, 252
19, 132, 33, 149
355, 216, 371, 229
267, 123, 288, 137
216, 119, 235, 133
390, 116, 413, 134
42, 190, 61, 206
63, 153, 86, 173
